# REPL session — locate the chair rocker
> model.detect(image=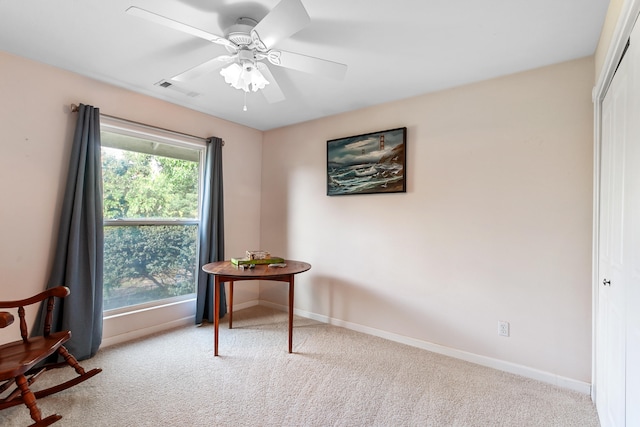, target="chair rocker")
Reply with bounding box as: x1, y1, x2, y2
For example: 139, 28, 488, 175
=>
0, 286, 102, 426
